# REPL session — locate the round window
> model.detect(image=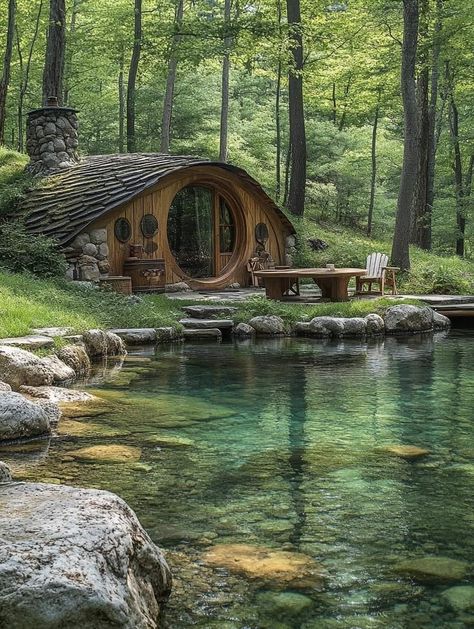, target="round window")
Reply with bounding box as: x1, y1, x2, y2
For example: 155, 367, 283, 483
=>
255, 222, 269, 245
140, 214, 158, 238
114, 217, 131, 243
